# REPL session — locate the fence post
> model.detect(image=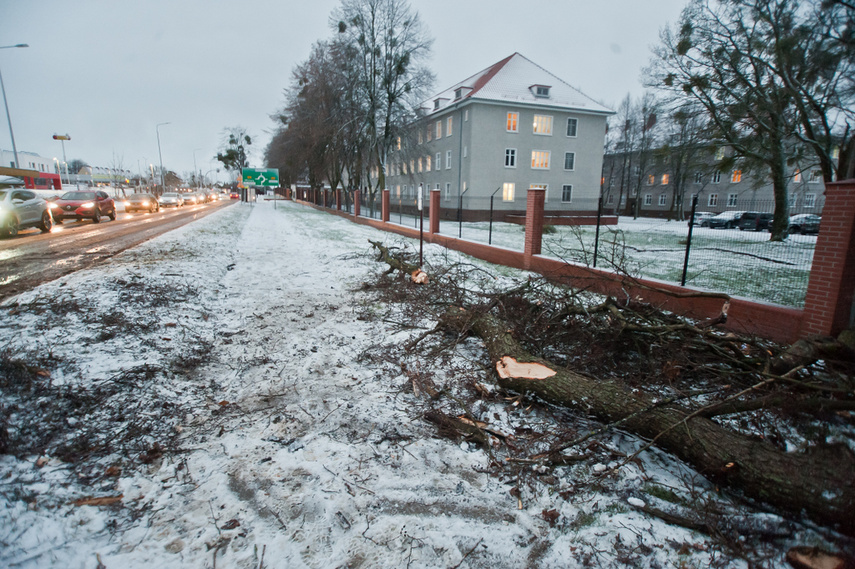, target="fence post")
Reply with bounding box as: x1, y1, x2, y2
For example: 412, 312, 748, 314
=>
524, 187, 546, 266
353, 189, 361, 218
593, 196, 603, 268
382, 189, 390, 222
429, 189, 441, 234
681, 194, 698, 286
801, 179, 855, 337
